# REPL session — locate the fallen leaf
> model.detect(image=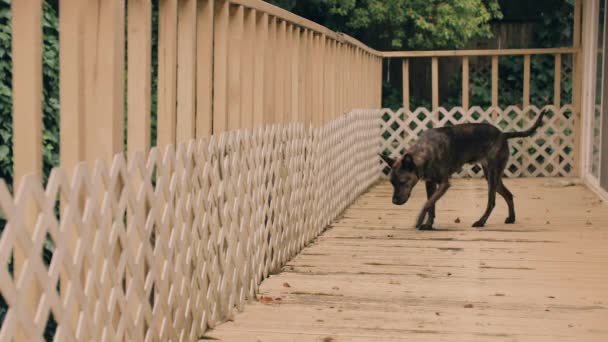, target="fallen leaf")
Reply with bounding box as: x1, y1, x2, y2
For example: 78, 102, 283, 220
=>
435, 312, 440, 316
548, 296, 556, 299
464, 304, 474, 308
447, 272, 452, 276
586, 220, 593, 226
455, 217, 461, 223
275, 297, 282, 301
322, 337, 335, 342
332, 286, 340, 291
283, 282, 291, 288
494, 293, 506, 297
260, 296, 274, 305
387, 234, 394, 238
